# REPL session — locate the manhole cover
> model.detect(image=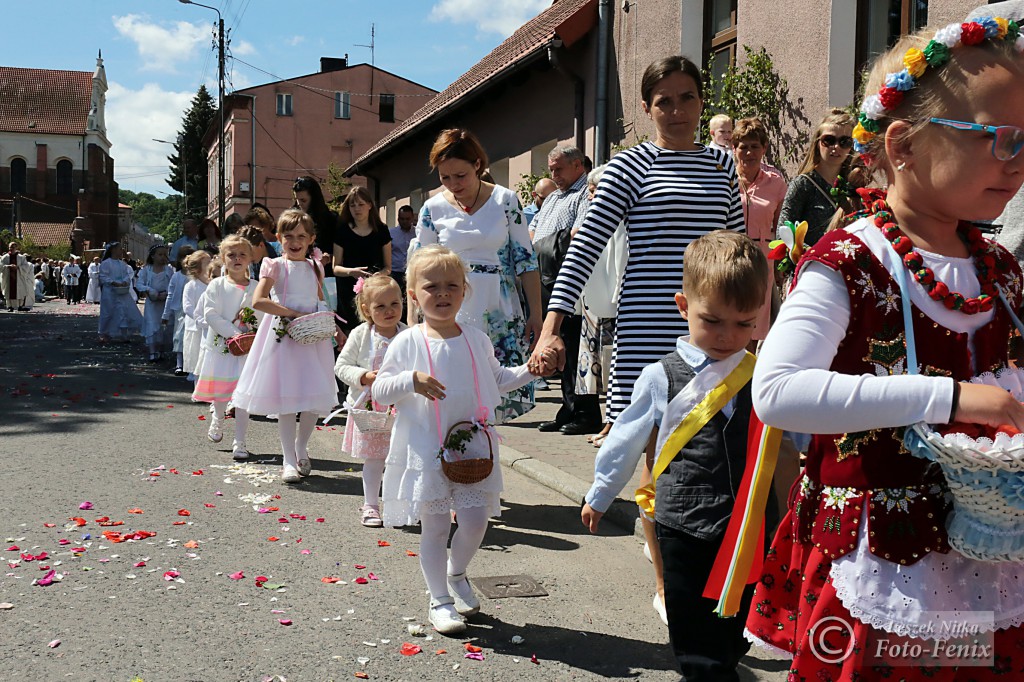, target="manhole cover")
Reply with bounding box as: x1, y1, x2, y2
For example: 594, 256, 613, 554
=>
473, 574, 548, 599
